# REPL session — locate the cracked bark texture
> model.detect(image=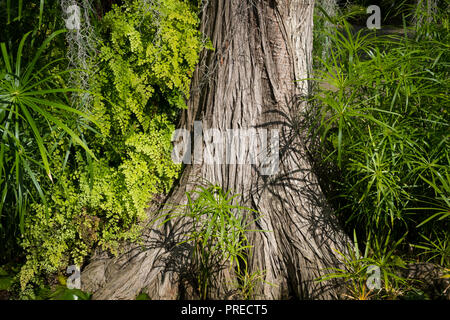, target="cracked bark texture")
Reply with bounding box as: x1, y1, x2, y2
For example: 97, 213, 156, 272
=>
81, 0, 350, 300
